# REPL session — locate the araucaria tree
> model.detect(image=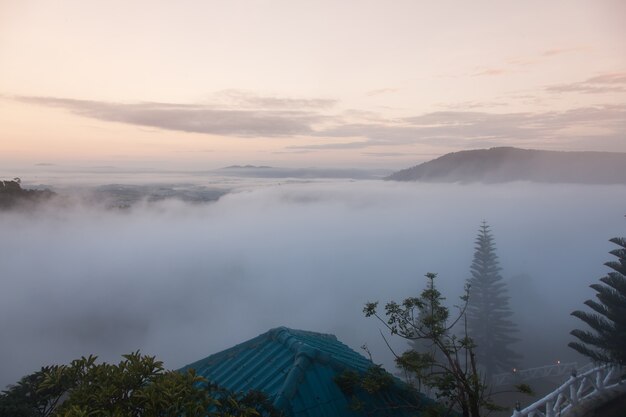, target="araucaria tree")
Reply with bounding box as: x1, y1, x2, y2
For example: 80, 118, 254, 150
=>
569, 237, 626, 365
466, 222, 520, 376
